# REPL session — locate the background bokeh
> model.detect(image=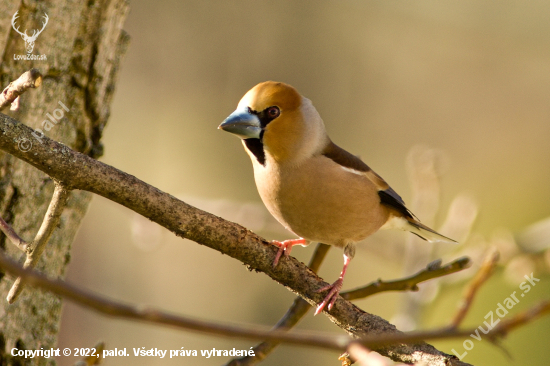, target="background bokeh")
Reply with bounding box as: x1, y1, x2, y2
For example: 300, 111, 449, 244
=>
56, 1, 550, 365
